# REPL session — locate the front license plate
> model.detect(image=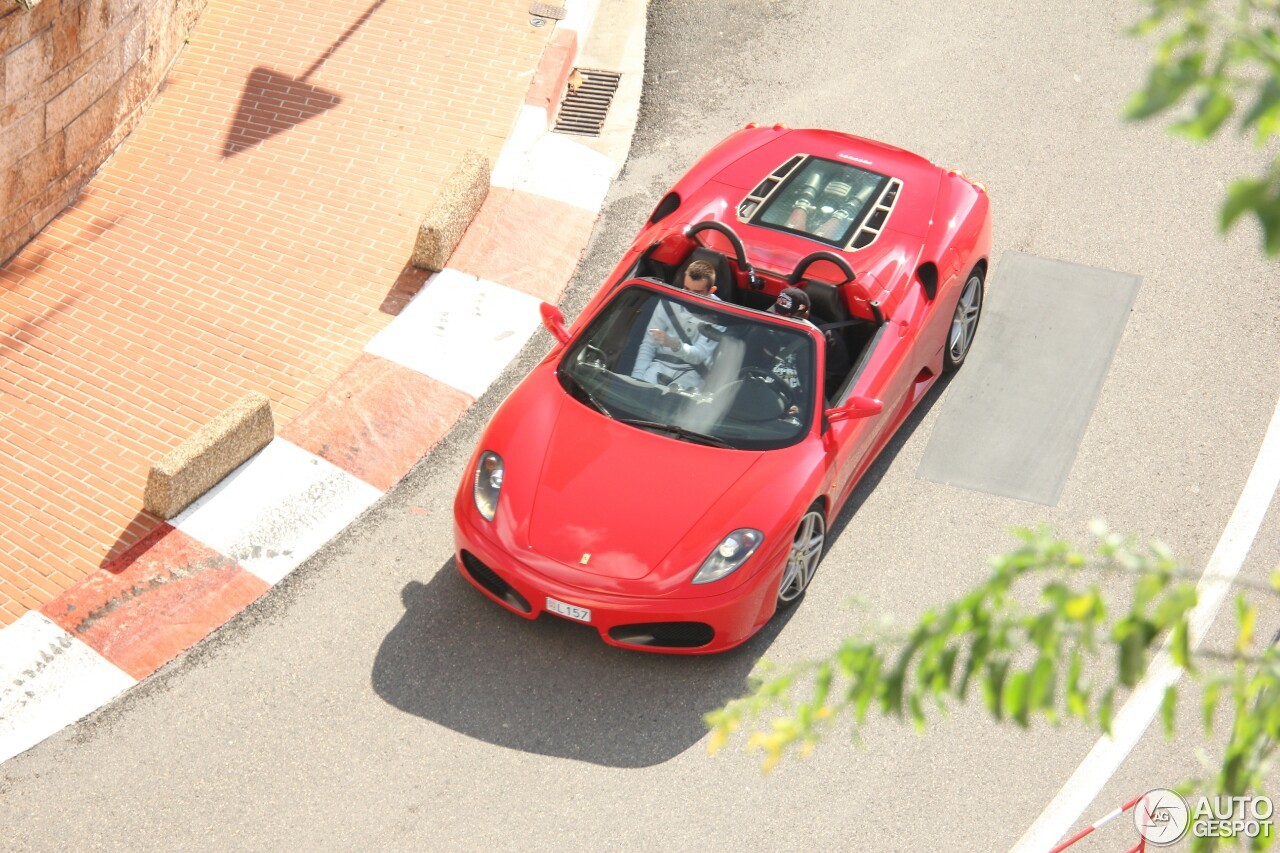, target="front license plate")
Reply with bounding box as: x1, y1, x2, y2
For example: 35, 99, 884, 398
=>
545, 596, 592, 623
